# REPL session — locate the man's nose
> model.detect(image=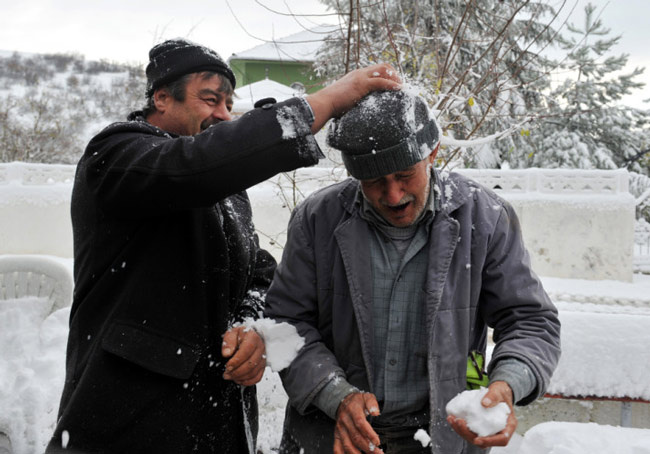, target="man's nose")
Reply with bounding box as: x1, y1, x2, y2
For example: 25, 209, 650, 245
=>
213, 102, 232, 122
383, 180, 405, 205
